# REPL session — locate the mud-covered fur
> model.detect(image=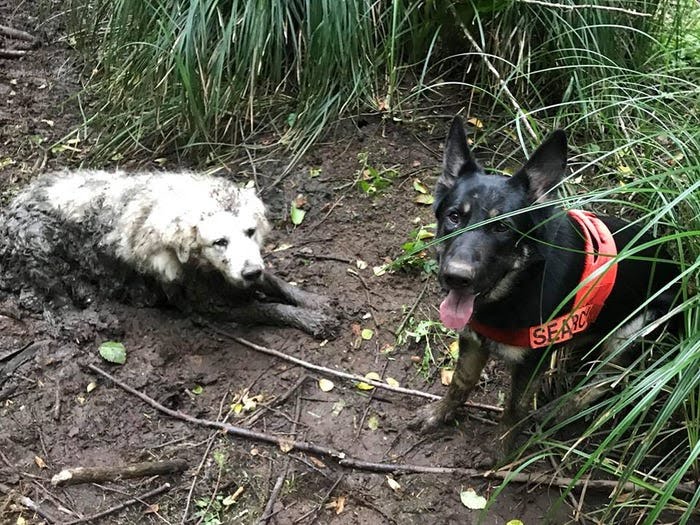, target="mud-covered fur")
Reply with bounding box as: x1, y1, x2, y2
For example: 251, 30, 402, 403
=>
410, 117, 680, 456
0, 170, 337, 338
